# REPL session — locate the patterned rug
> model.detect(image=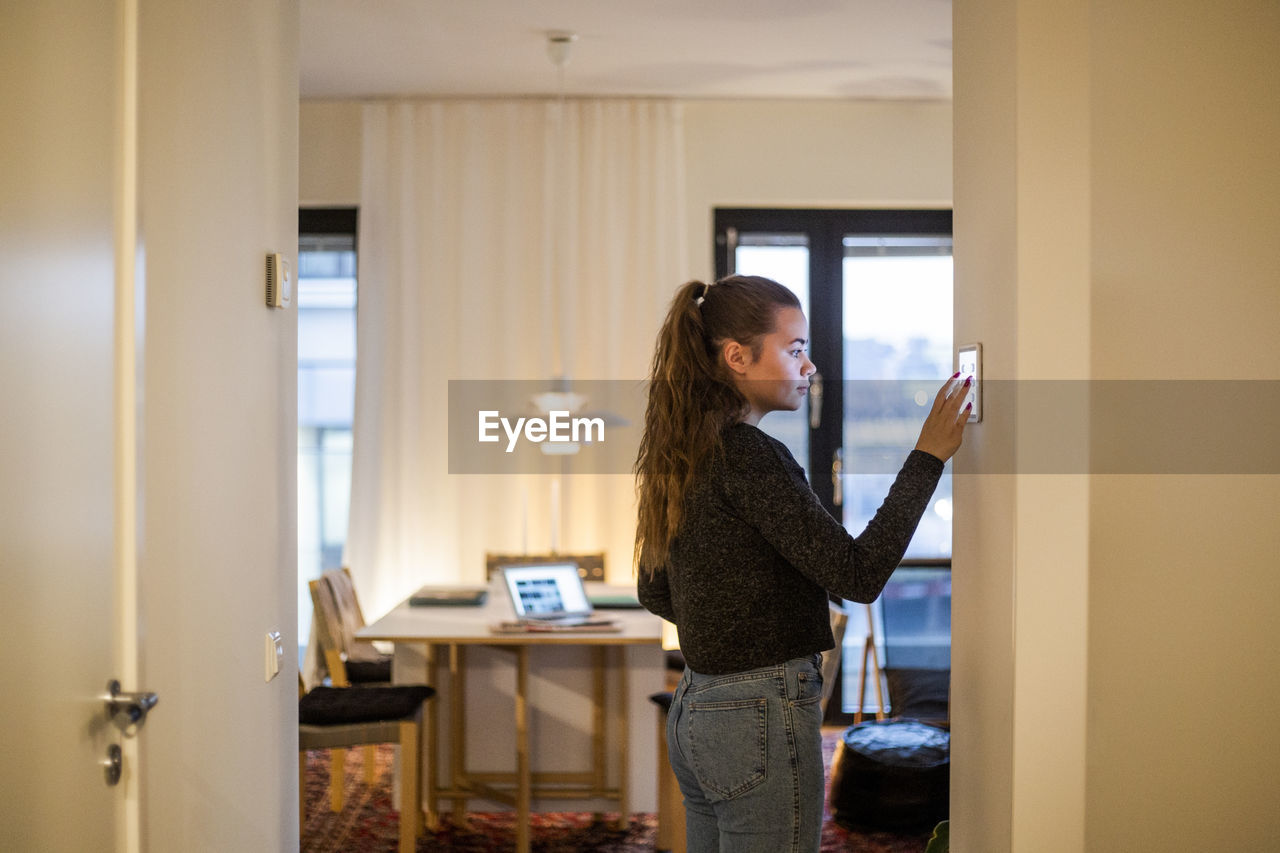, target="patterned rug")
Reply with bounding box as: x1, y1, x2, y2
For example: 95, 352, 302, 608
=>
302, 731, 933, 851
